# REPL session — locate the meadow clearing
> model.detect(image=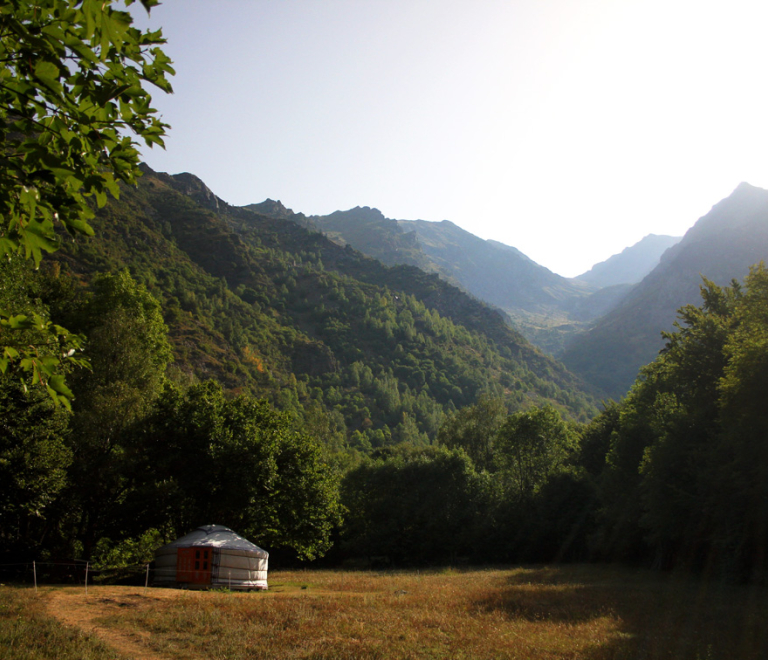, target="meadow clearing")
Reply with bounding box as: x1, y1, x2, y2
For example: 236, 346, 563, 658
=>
1, 565, 767, 659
